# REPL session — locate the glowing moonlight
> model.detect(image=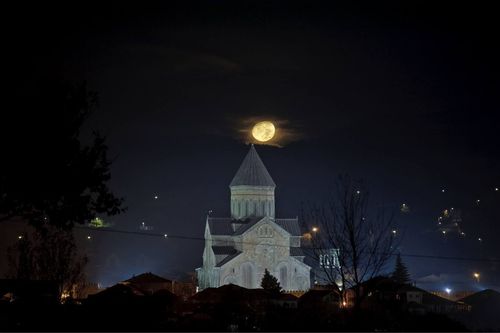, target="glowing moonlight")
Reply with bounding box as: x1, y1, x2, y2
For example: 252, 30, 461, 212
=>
252, 121, 276, 142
